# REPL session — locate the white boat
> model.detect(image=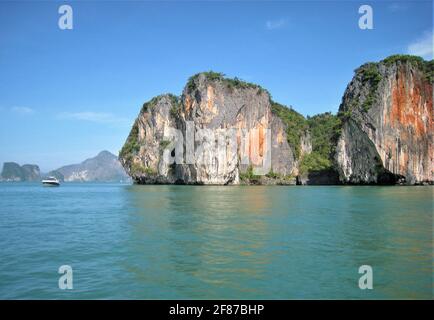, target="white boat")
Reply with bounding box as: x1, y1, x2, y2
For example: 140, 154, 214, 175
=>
42, 177, 60, 186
